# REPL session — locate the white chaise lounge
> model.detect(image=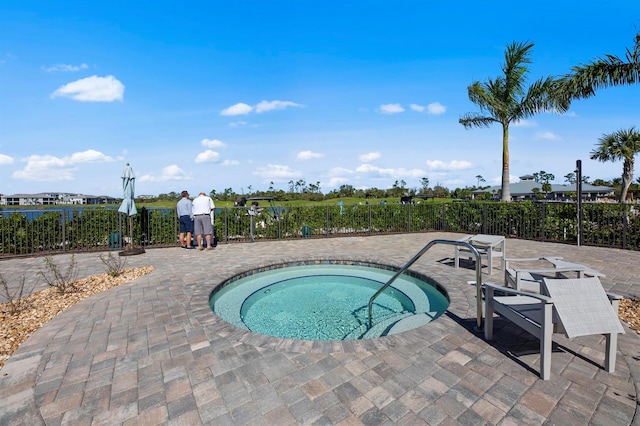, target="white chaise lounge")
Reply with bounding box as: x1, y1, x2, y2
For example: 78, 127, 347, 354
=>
484, 277, 624, 380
